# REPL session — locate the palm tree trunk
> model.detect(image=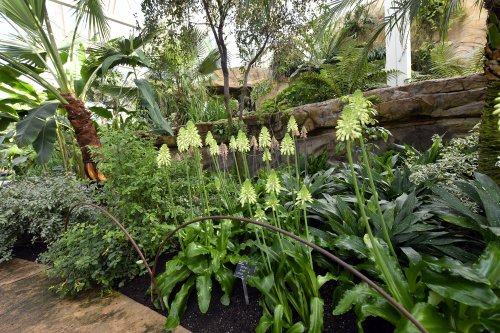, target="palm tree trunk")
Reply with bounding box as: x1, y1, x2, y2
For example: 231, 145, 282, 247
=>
480, 2, 500, 183
61, 93, 105, 181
